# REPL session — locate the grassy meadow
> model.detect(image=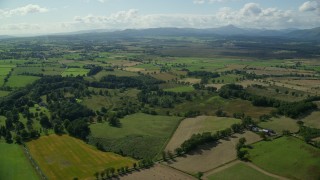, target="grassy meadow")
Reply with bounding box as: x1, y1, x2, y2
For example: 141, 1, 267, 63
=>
6, 75, 40, 88
258, 117, 299, 134
61, 68, 89, 77
248, 136, 320, 180
208, 162, 276, 180
0, 141, 39, 180
164, 85, 195, 93
90, 113, 182, 159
